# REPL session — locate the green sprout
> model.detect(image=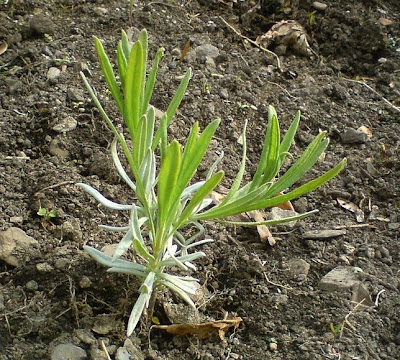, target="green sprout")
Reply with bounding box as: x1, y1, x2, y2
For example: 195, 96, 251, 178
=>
78, 29, 346, 336
37, 207, 58, 228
